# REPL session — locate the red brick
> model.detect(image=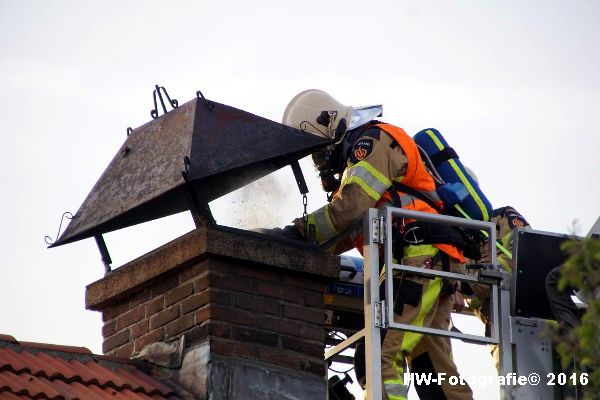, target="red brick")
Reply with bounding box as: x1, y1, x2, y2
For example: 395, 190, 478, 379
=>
210, 337, 258, 359
195, 306, 209, 323
165, 282, 194, 306
103, 302, 129, 321
197, 305, 255, 327
150, 305, 180, 330
181, 291, 210, 314
236, 264, 281, 282
151, 274, 179, 296
302, 323, 325, 342
208, 290, 231, 306
113, 342, 134, 359
209, 273, 254, 294
103, 329, 130, 353
255, 282, 302, 302
259, 346, 301, 370
281, 336, 324, 358
179, 260, 208, 283
207, 322, 231, 338
257, 316, 324, 341
185, 321, 231, 346
134, 329, 164, 353
116, 305, 145, 331
102, 319, 116, 337
231, 326, 279, 347
185, 324, 208, 345
257, 316, 300, 336
283, 304, 325, 325
132, 319, 149, 339
165, 313, 195, 339
283, 275, 325, 291
206, 259, 236, 274
194, 273, 209, 292
145, 296, 164, 317
304, 291, 324, 308
233, 293, 279, 315
128, 289, 151, 309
